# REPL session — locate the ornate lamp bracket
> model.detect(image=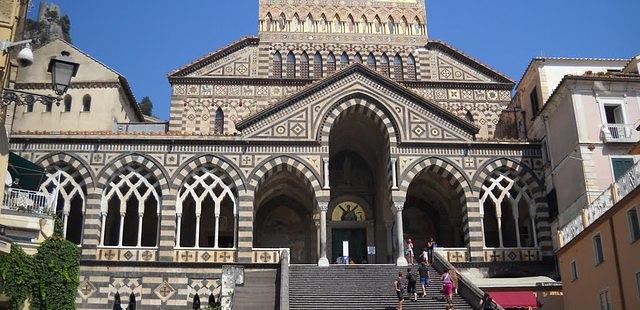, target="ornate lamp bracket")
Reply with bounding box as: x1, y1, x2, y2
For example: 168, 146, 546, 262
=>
1, 88, 61, 107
